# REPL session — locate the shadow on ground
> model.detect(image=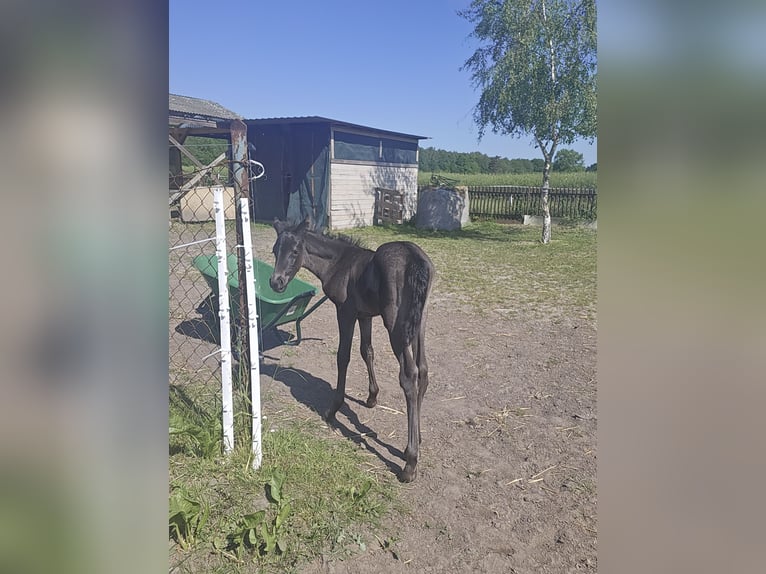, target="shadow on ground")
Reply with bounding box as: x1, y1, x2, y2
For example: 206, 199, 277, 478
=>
174, 294, 303, 353
259, 362, 405, 478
